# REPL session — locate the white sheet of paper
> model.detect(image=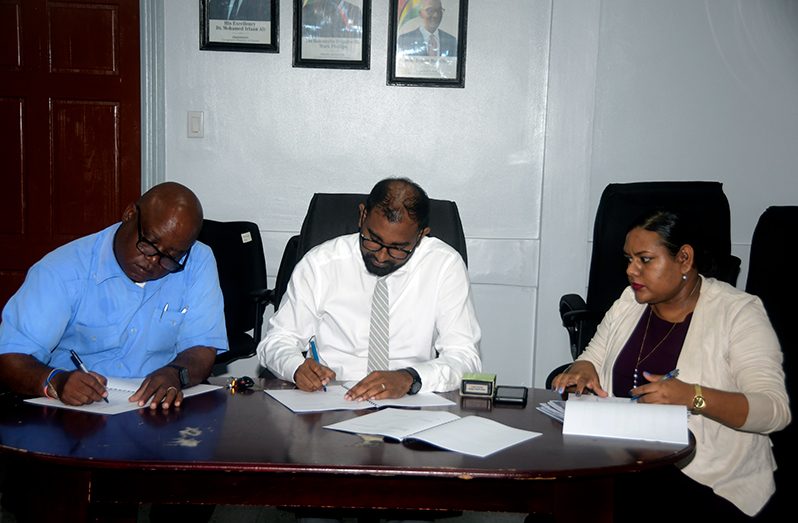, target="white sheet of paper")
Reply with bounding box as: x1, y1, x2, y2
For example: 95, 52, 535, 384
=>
562, 396, 688, 444
24, 378, 221, 415
324, 408, 541, 458
264, 385, 455, 413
